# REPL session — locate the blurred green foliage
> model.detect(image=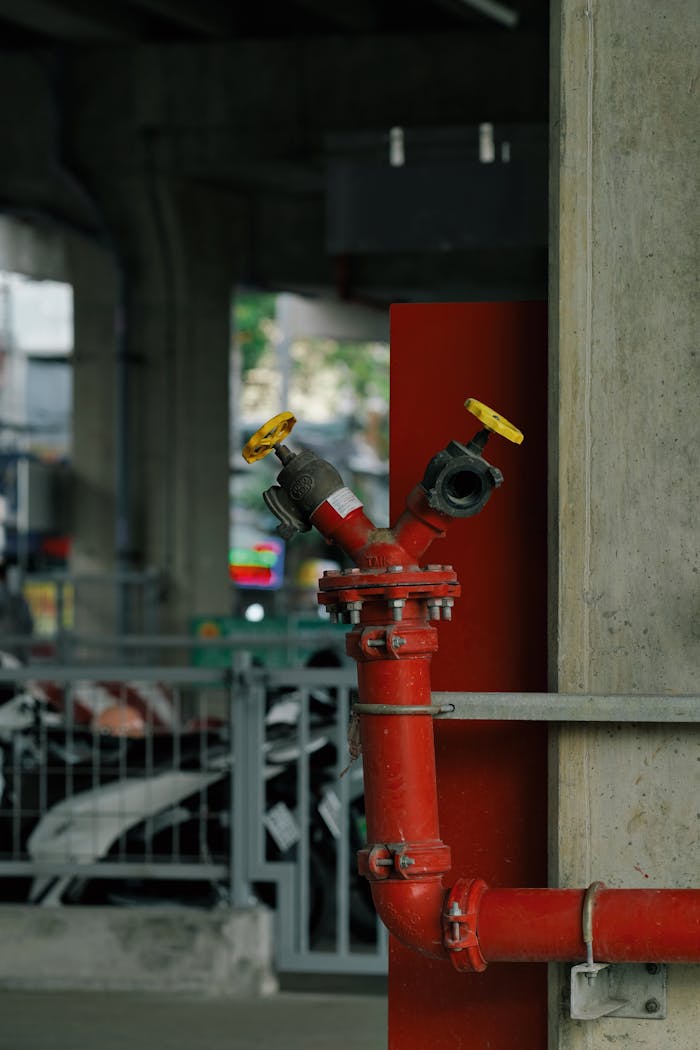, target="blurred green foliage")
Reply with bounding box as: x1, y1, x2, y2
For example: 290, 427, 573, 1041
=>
233, 292, 277, 376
